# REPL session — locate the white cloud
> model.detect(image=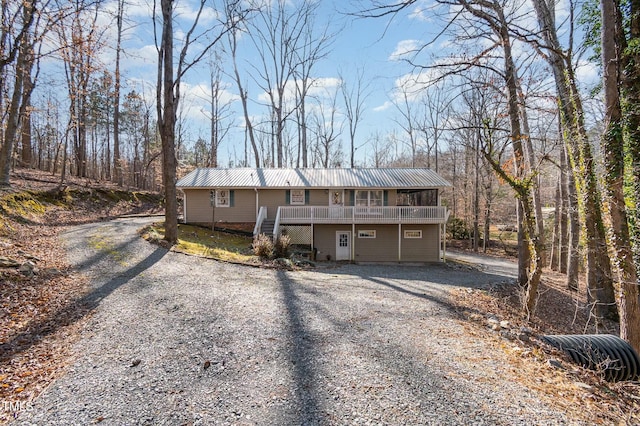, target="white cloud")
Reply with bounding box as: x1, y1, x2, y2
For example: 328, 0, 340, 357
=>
392, 70, 441, 101
185, 81, 239, 105
256, 77, 343, 104
575, 60, 600, 85
408, 0, 436, 22
373, 101, 393, 112
174, 2, 221, 24
119, 44, 158, 74
389, 39, 421, 61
